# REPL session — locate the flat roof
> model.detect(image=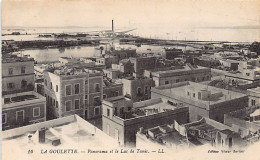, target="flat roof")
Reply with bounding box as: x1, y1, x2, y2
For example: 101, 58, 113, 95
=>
152, 82, 247, 105
2, 115, 119, 156
138, 123, 188, 147
131, 98, 187, 118
248, 87, 260, 93
2, 91, 46, 109
2, 54, 34, 63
